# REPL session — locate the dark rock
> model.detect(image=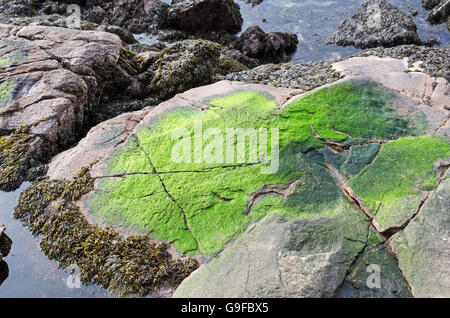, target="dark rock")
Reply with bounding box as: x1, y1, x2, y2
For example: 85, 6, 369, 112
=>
423, 36, 441, 46
102, 0, 169, 34
228, 26, 298, 64
243, 0, 263, 6
218, 54, 248, 75
221, 47, 260, 68
0, 0, 37, 18
1, 0, 170, 35
0, 224, 12, 260
0, 261, 8, 287
141, 40, 222, 99
422, 0, 450, 24
166, 0, 243, 33
329, 0, 422, 49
